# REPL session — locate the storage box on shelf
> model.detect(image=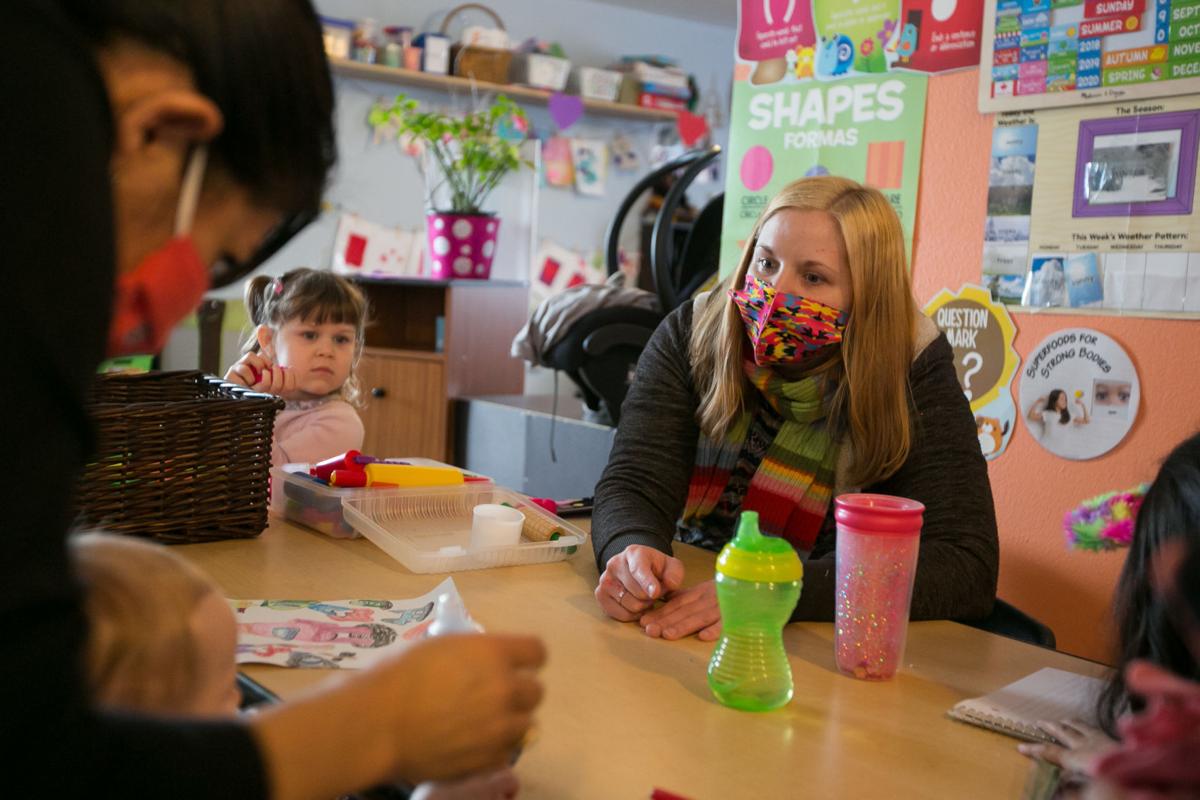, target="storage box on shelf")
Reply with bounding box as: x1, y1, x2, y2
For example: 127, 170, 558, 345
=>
444, 3, 512, 83
512, 52, 570, 91
570, 66, 623, 101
